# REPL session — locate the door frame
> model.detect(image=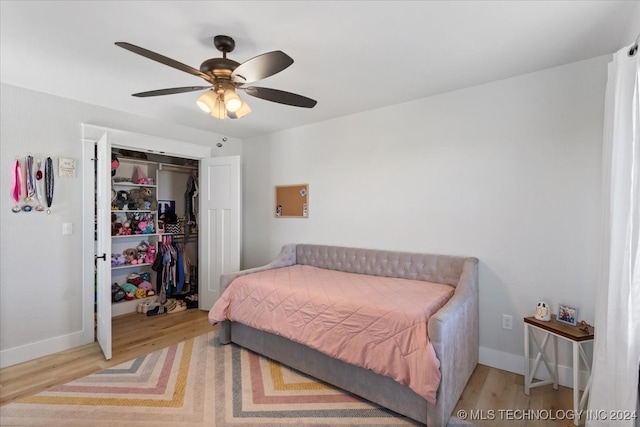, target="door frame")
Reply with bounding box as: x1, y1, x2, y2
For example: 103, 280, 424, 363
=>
81, 124, 214, 357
